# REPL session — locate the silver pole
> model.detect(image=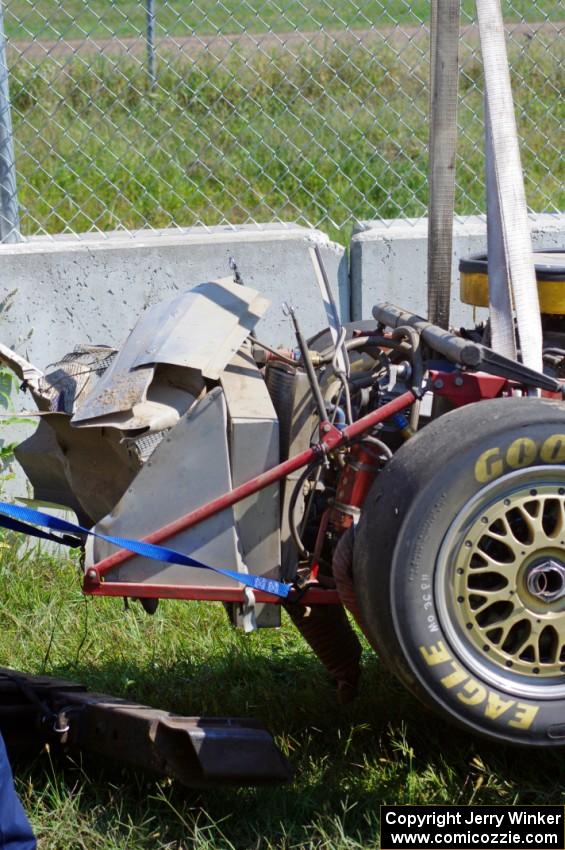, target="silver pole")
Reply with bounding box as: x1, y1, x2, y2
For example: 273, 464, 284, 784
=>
146, 0, 156, 91
427, 0, 460, 329
476, 0, 542, 372
0, 1, 19, 243
486, 96, 517, 360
